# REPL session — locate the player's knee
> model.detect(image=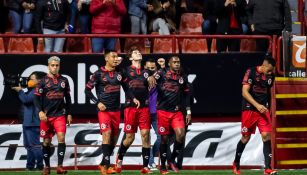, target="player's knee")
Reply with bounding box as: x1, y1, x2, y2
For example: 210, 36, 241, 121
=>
176, 131, 185, 142
141, 133, 149, 142
126, 134, 135, 144
261, 132, 271, 141
43, 138, 51, 146
241, 135, 251, 143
